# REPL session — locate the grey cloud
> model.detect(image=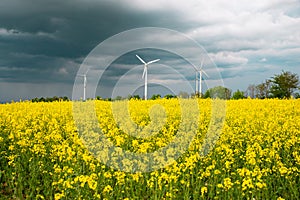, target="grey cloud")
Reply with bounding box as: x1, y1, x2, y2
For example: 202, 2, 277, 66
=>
0, 0, 300, 101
